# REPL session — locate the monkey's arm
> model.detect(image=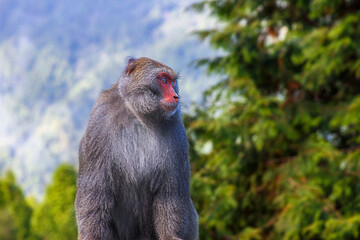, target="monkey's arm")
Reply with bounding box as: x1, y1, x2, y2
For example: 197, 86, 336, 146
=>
153, 191, 189, 240
76, 171, 118, 240
152, 164, 199, 240
76, 137, 118, 240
